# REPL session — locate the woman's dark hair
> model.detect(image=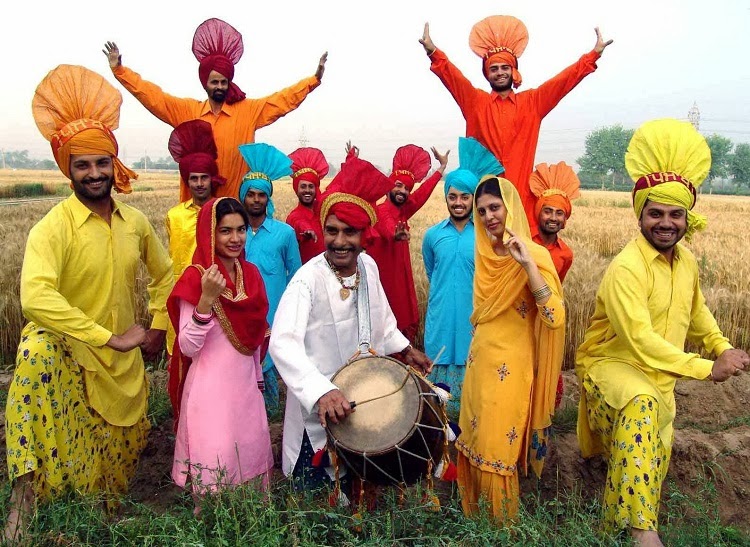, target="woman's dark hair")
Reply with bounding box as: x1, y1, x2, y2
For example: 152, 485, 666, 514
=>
474, 177, 503, 202
215, 197, 250, 227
